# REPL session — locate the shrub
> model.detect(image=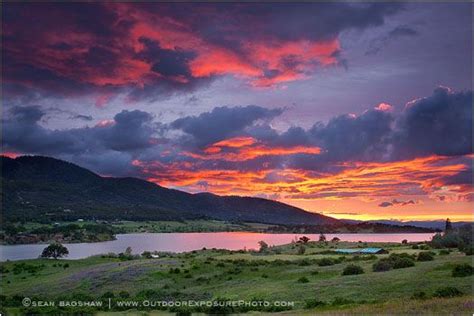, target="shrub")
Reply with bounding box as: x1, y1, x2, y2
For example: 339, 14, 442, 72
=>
118, 291, 130, 298
258, 241, 269, 253
439, 249, 450, 255
460, 244, 474, 255
141, 251, 152, 259
372, 259, 392, 272
305, 299, 326, 309
332, 297, 354, 306
316, 258, 334, 266
452, 264, 473, 277
392, 257, 415, 269
417, 251, 435, 261
411, 291, 427, 300
387, 254, 415, 269
433, 286, 463, 298
297, 258, 312, 266
101, 291, 115, 299
297, 245, 306, 255
297, 276, 309, 283
411, 244, 419, 249
310, 270, 319, 275
342, 264, 364, 275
